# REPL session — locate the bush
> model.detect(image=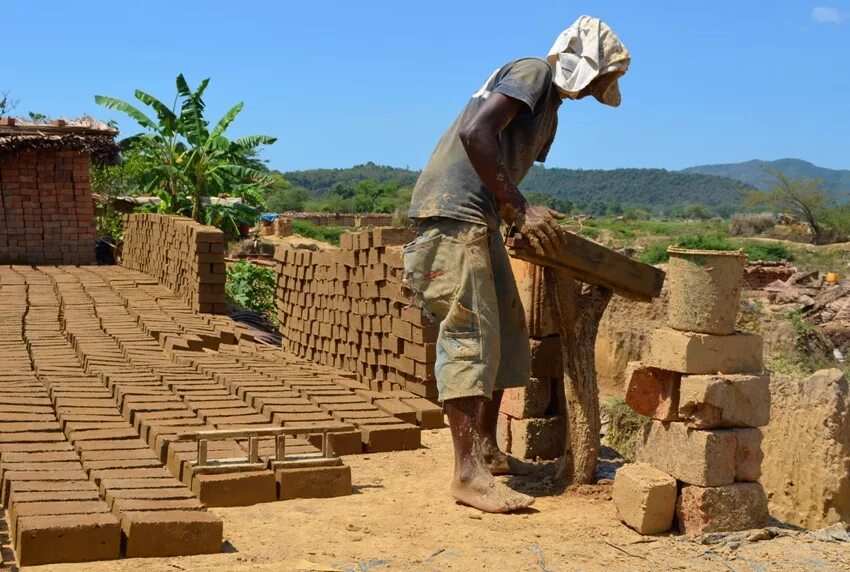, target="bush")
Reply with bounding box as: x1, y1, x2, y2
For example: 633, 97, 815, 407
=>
638, 234, 794, 265
291, 220, 344, 245
602, 398, 650, 461
730, 212, 775, 236
225, 260, 276, 319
